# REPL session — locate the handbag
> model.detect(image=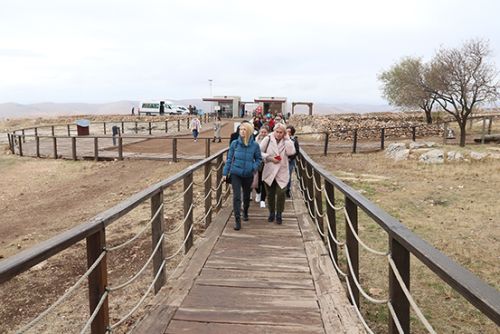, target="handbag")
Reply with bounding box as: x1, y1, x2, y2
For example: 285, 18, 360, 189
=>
259, 135, 272, 171
225, 150, 235, 184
